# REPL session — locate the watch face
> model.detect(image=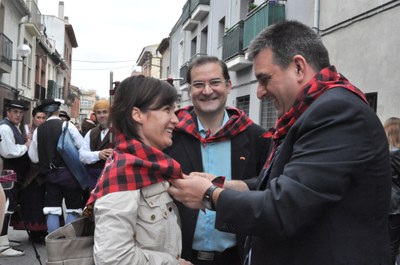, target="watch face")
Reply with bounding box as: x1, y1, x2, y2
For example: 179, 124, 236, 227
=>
202, 198, 212, 210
